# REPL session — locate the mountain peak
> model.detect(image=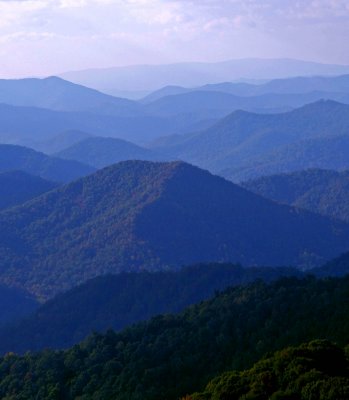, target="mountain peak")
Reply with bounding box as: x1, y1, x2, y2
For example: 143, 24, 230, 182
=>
0, 160, 348, 299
